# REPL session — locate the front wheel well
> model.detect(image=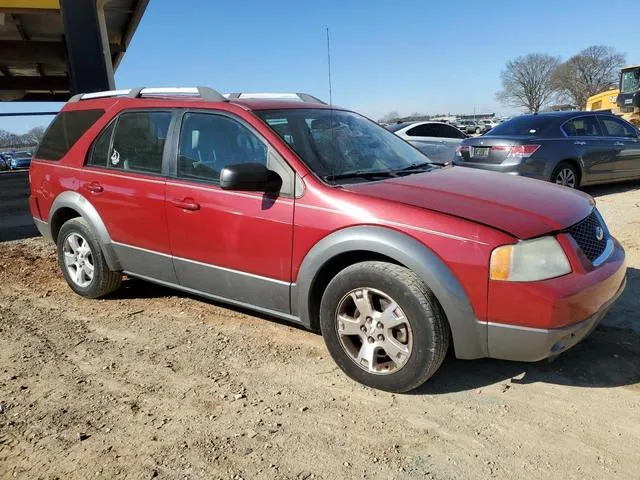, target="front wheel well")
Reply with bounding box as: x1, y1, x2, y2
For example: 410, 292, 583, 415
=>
50, 207, 81, 243
307, 250, 403, 331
